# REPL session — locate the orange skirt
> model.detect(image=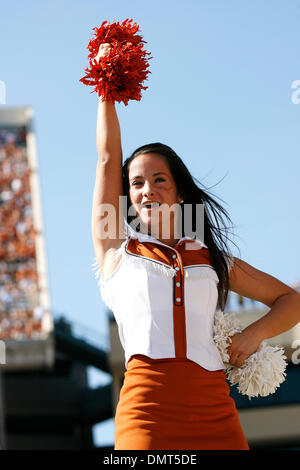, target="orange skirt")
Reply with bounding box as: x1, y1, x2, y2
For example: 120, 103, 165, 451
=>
114, 354, 249, 450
